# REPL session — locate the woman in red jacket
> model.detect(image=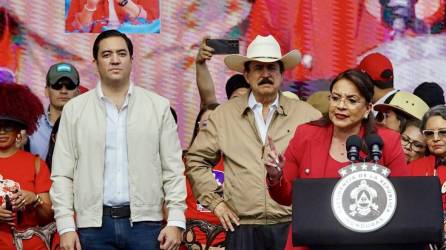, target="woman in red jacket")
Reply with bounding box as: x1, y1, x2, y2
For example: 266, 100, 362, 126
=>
265, 69, 409, 250
410, 105, 446, 213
